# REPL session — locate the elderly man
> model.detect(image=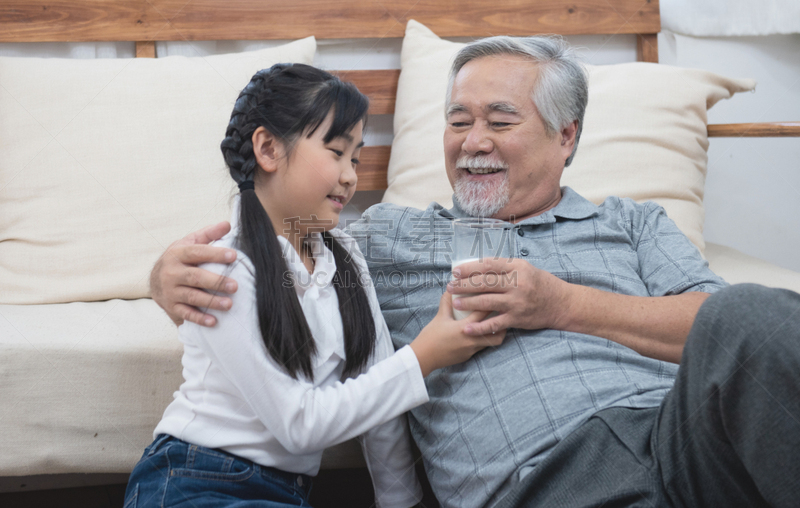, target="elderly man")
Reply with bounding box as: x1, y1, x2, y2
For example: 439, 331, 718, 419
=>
151, 37, 800, 507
